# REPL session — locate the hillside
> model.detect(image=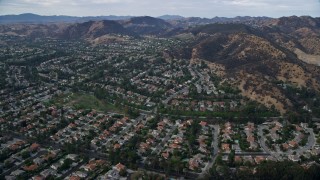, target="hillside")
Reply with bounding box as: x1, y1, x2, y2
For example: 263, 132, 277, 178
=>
121, 16, 173, 35
0, 23, 68, 38
59, 20, 136, 39
1, 15, 320, 114
0, 20, 137, 40
171, 18, 320, 114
